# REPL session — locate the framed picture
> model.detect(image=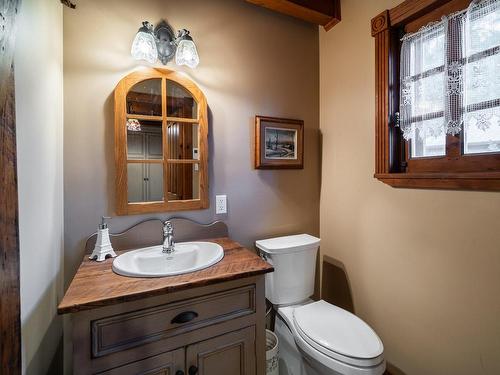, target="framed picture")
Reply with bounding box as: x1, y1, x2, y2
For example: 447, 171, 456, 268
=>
254, 116, 304, 169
